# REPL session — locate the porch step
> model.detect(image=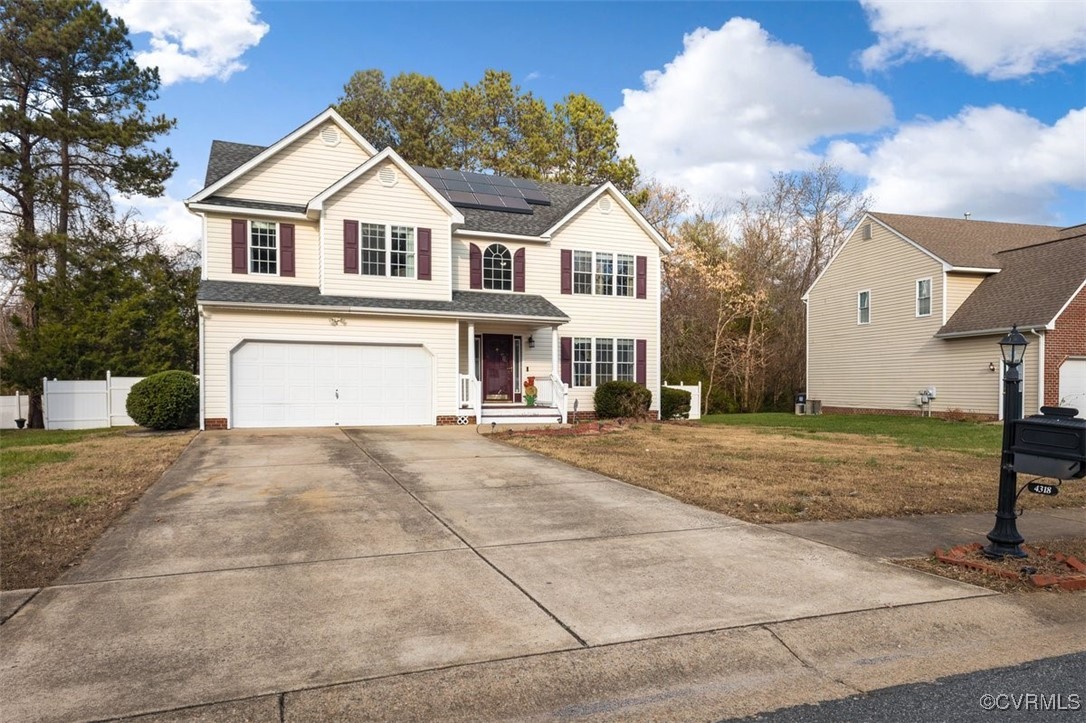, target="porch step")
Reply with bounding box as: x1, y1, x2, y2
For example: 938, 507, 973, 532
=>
479, 415, 563, 425
479, 406, 562, 425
